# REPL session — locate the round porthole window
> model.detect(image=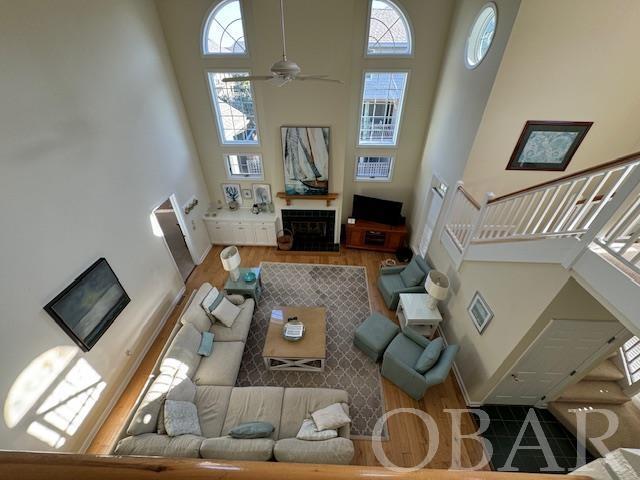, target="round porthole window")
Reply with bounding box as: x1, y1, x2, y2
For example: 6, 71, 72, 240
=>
465, 2, 497, 69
